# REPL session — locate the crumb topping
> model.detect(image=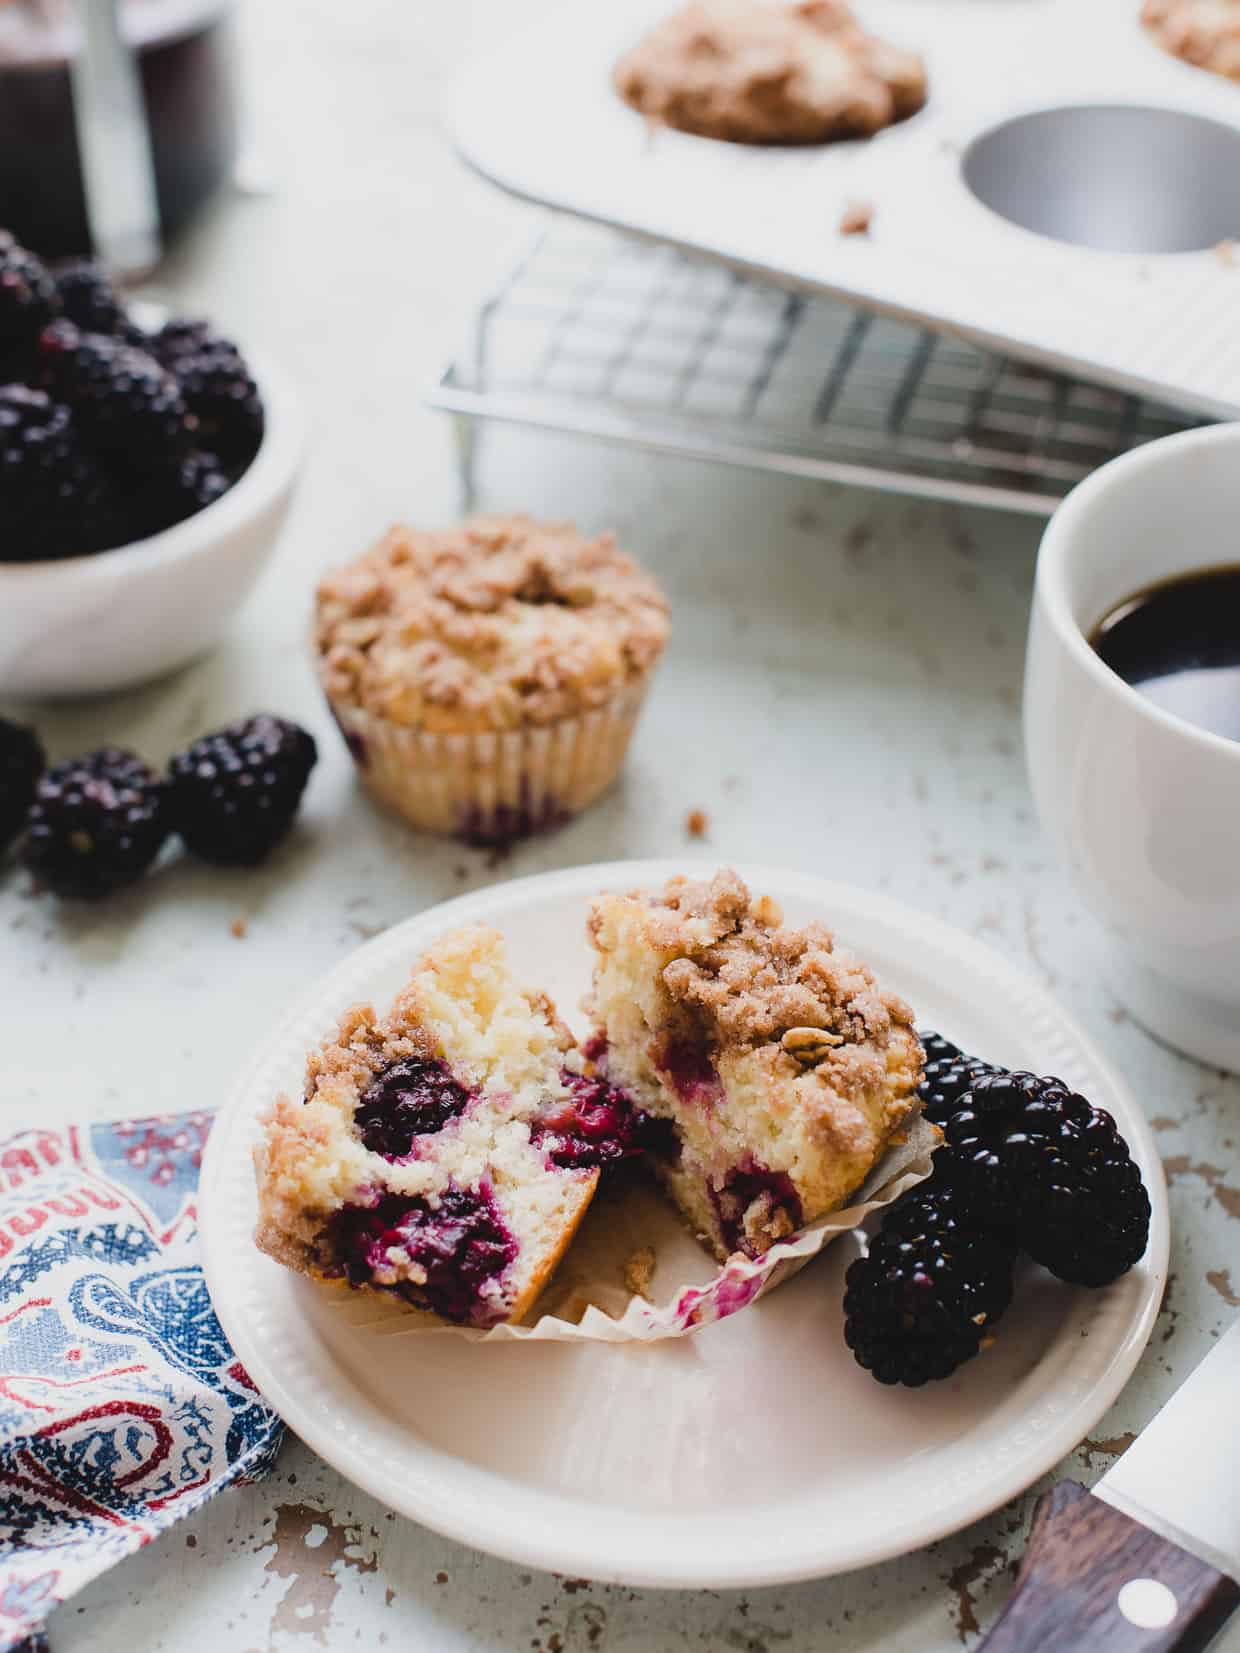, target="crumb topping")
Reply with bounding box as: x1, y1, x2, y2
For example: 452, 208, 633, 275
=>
315, 514, 670, 732
839, 200, 874, 236
605, 868, 915, 1057
613, 0, 926, 147
1142, 0, 1240, 79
